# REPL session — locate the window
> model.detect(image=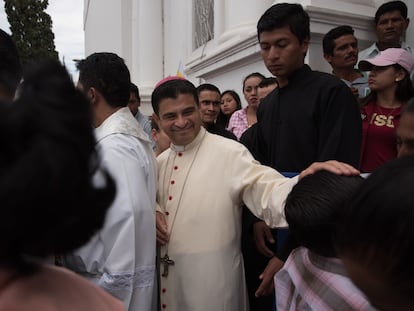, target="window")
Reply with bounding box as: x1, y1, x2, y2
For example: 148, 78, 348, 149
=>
193, 0, 214, 49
